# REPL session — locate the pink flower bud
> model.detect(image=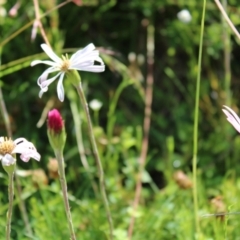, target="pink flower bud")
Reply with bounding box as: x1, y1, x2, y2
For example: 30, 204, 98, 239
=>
48, 109, 64, 134
47, 109, 66, 152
